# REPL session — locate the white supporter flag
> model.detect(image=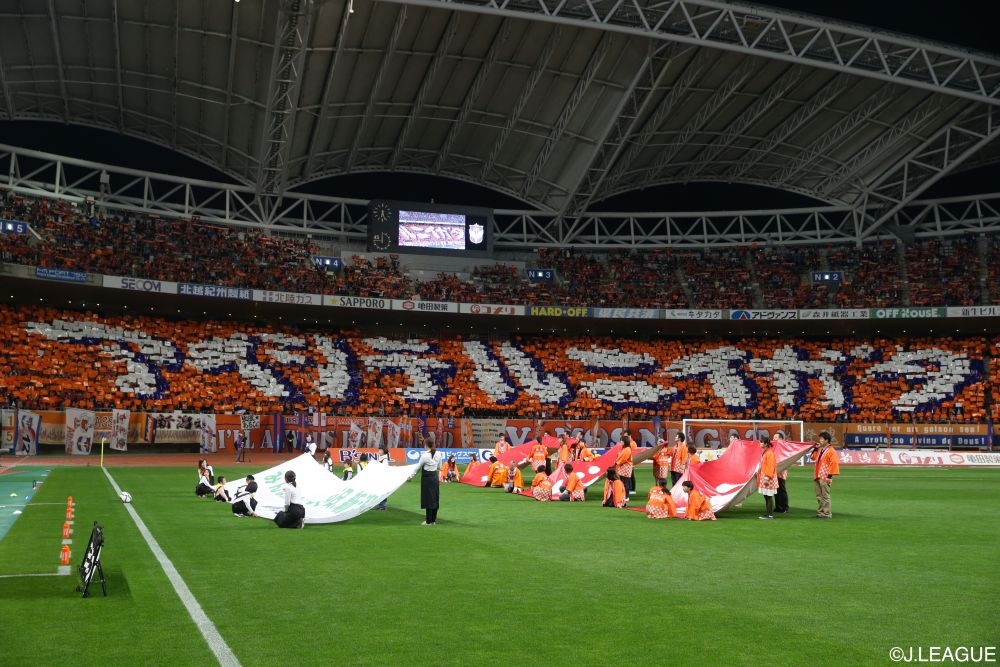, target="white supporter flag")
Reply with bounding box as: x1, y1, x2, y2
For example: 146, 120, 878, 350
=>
65, 408, 97, 455
199, 414, 217, 453
349, 420, 364, 448
109, 409, 130, 451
